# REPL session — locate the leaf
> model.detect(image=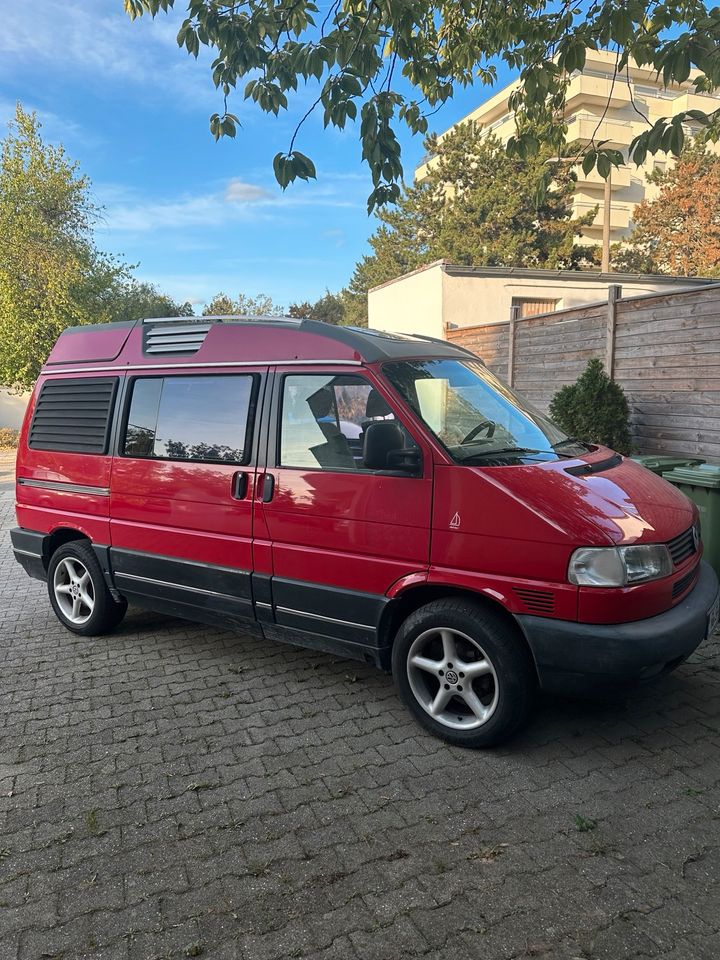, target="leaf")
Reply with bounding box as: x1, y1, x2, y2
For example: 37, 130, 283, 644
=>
582, 150, 597, 176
